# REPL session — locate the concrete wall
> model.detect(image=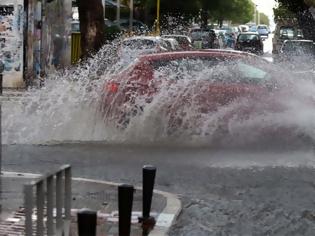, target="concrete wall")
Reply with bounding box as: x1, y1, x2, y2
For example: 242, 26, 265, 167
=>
0, 0, 25, 88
